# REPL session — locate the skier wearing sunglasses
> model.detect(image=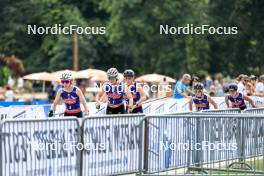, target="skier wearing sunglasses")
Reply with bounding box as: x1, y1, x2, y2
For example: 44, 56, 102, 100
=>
49, 71, 89, 117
